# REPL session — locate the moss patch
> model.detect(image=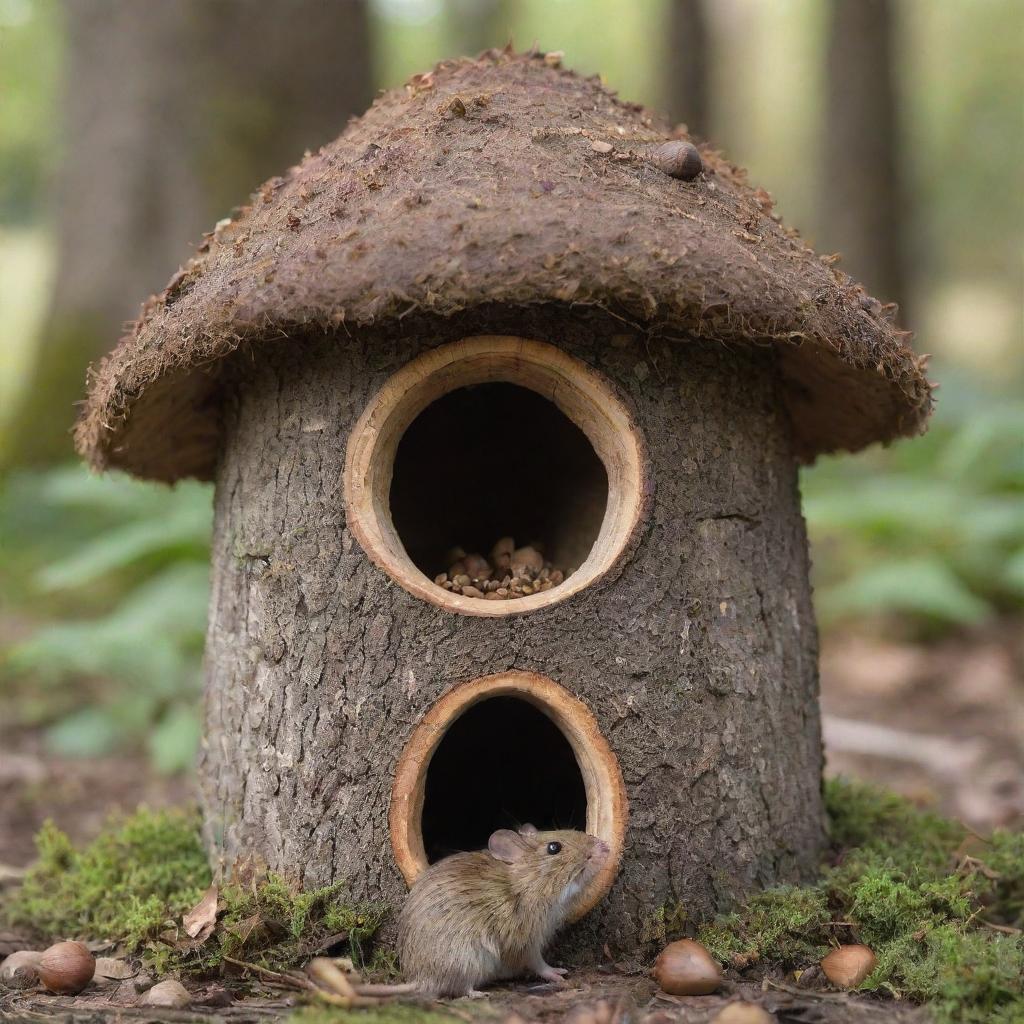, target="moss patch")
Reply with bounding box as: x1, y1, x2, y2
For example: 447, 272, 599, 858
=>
697, 779, 1024, 1024
2, 808, 210, 948
1, 809, 387, 977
